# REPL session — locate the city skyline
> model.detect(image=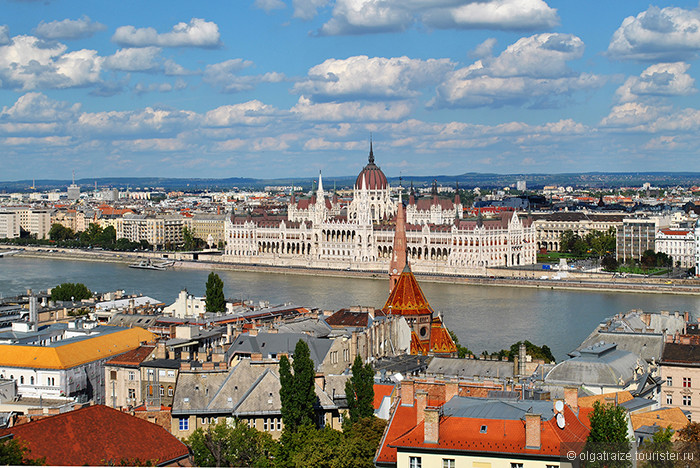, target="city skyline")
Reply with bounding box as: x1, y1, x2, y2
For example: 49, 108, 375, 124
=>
2, 1, 700, 180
